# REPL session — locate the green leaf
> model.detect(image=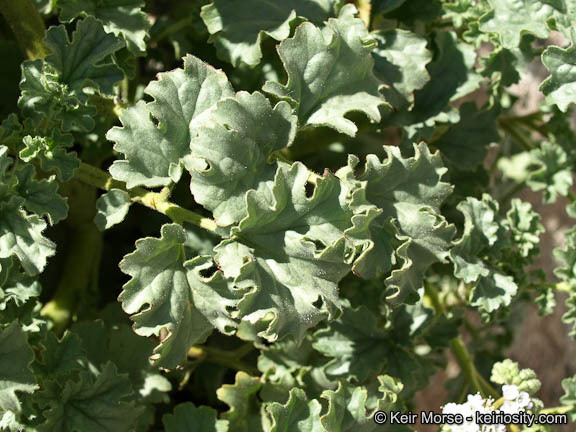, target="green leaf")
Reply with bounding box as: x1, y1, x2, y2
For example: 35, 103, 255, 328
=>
19, 17, 125, 131
263, 5, 387, 136
560, 375, 576, 422
217, 372, 263, 432
201, 0, 344, 66
490, 359, 541, 394
312, 305, 388, 382
541, 43, 576, 112
321, 377, 412, 432
35, 331, 86, 378
505, 198, 544, 259
163, 402, 229, 432
108, 54, 234, 188
20, 133, 80, 182
337, 144, 454, 303
0, 322, 37, 416
0, 209, 56, 276
479, 0, 560, 48
267, 388, 323, 432
562, 294, 576, 338
58, 0, 151, 54
39, 362, 142, 432
94, 189, 131, 231
450, 195, 518, 313
554, 228, 576, 286
433, 103, 500, 170
185, 91, 297, 226
213, 162, 359, 342
527, 141, 574, 203
372, 29, 432, 109
118, 223, 238, 369
13, 164, 68, 225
